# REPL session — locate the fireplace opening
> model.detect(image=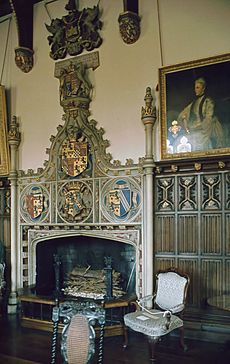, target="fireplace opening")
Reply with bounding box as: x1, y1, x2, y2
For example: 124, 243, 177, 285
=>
35, 236, 136, 299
